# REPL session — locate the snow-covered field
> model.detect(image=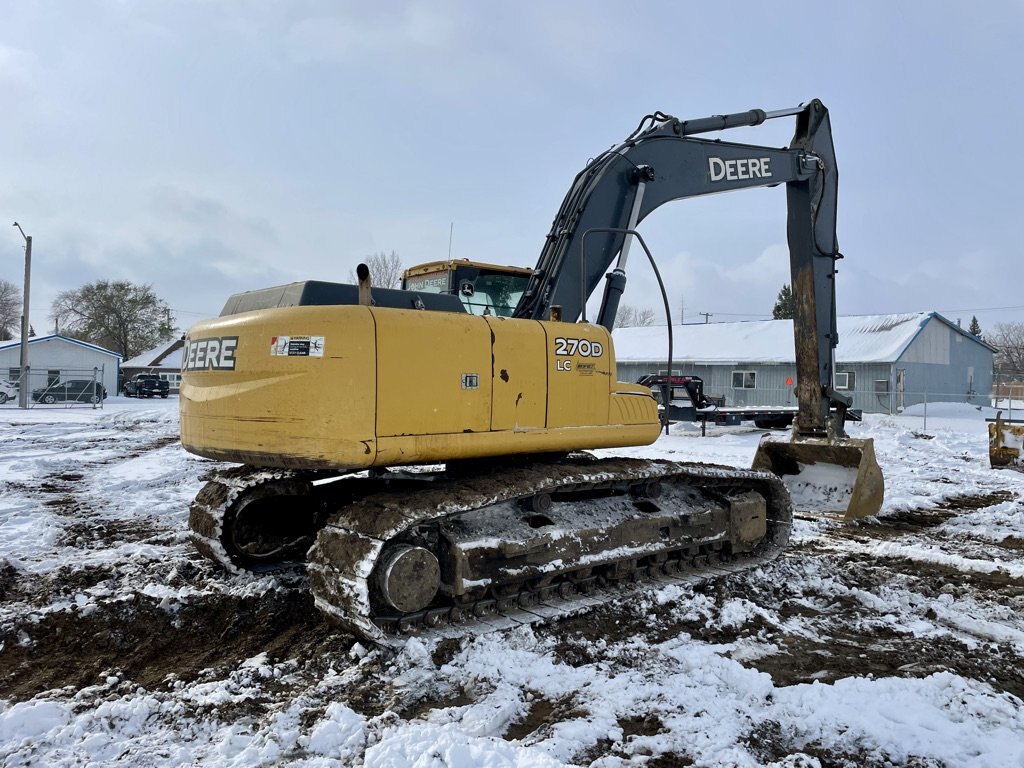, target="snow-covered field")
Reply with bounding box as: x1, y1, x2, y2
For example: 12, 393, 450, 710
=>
1, 398, 1023, 767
